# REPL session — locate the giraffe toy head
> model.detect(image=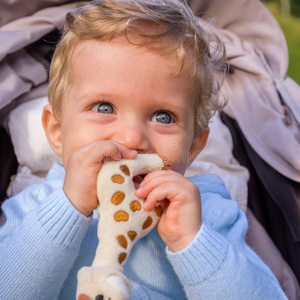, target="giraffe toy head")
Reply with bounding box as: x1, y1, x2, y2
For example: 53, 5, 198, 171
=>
77, 266, 130, 300
77, 154, 166, 300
